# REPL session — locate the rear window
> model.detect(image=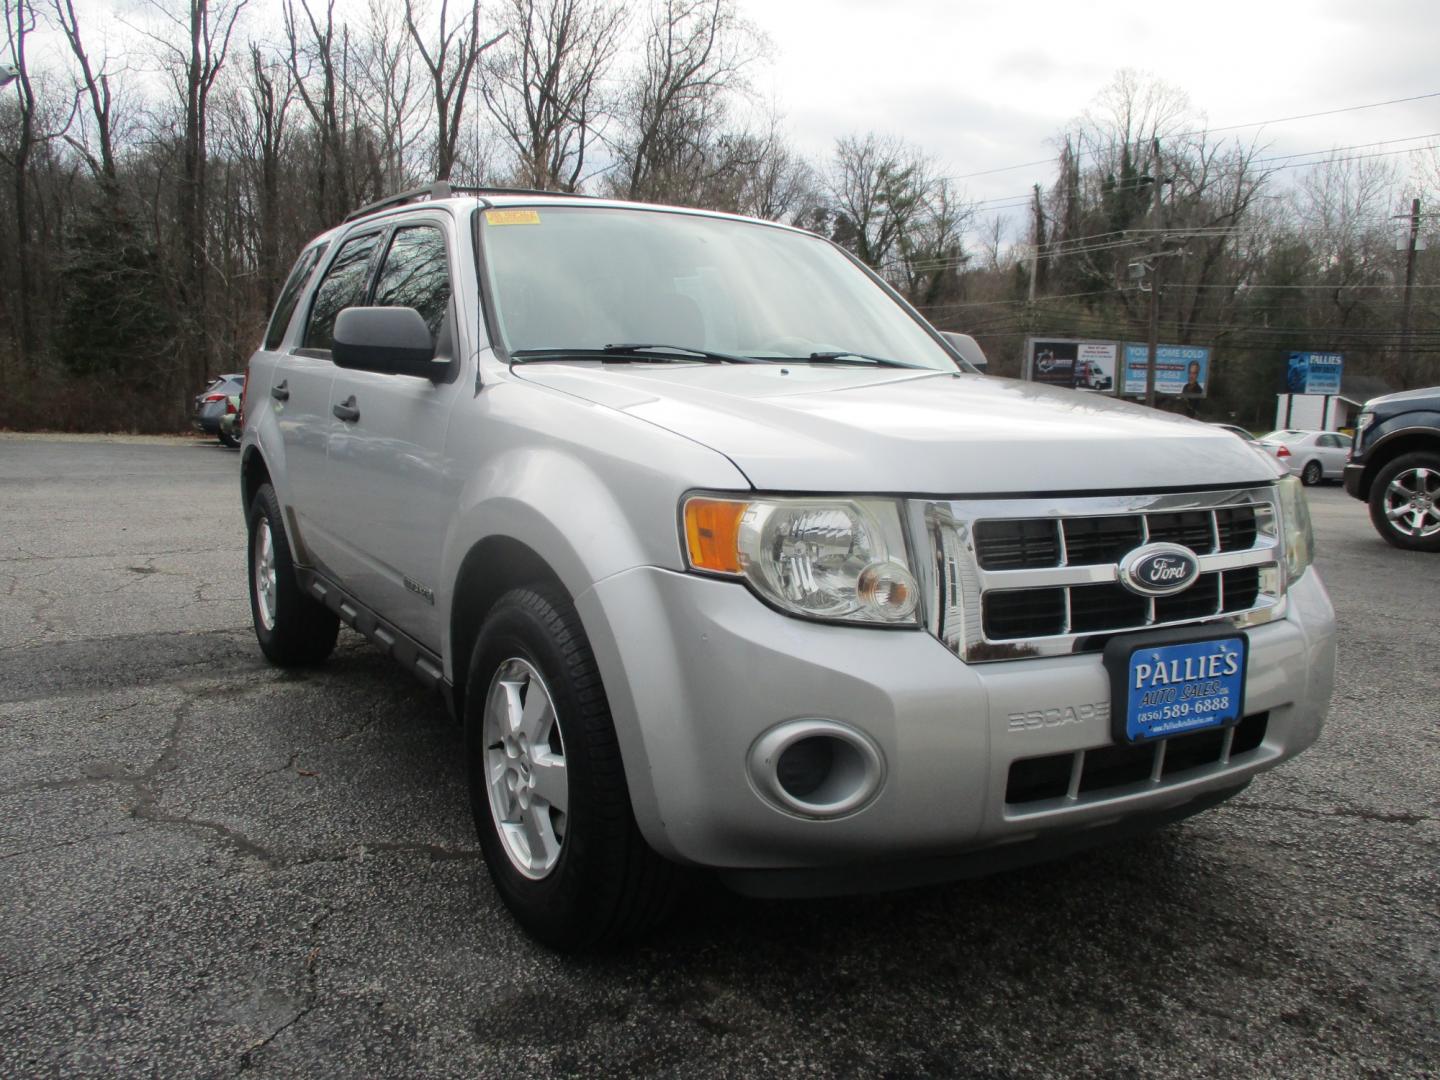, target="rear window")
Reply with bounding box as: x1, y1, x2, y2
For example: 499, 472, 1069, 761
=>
264, 246, 326, 351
